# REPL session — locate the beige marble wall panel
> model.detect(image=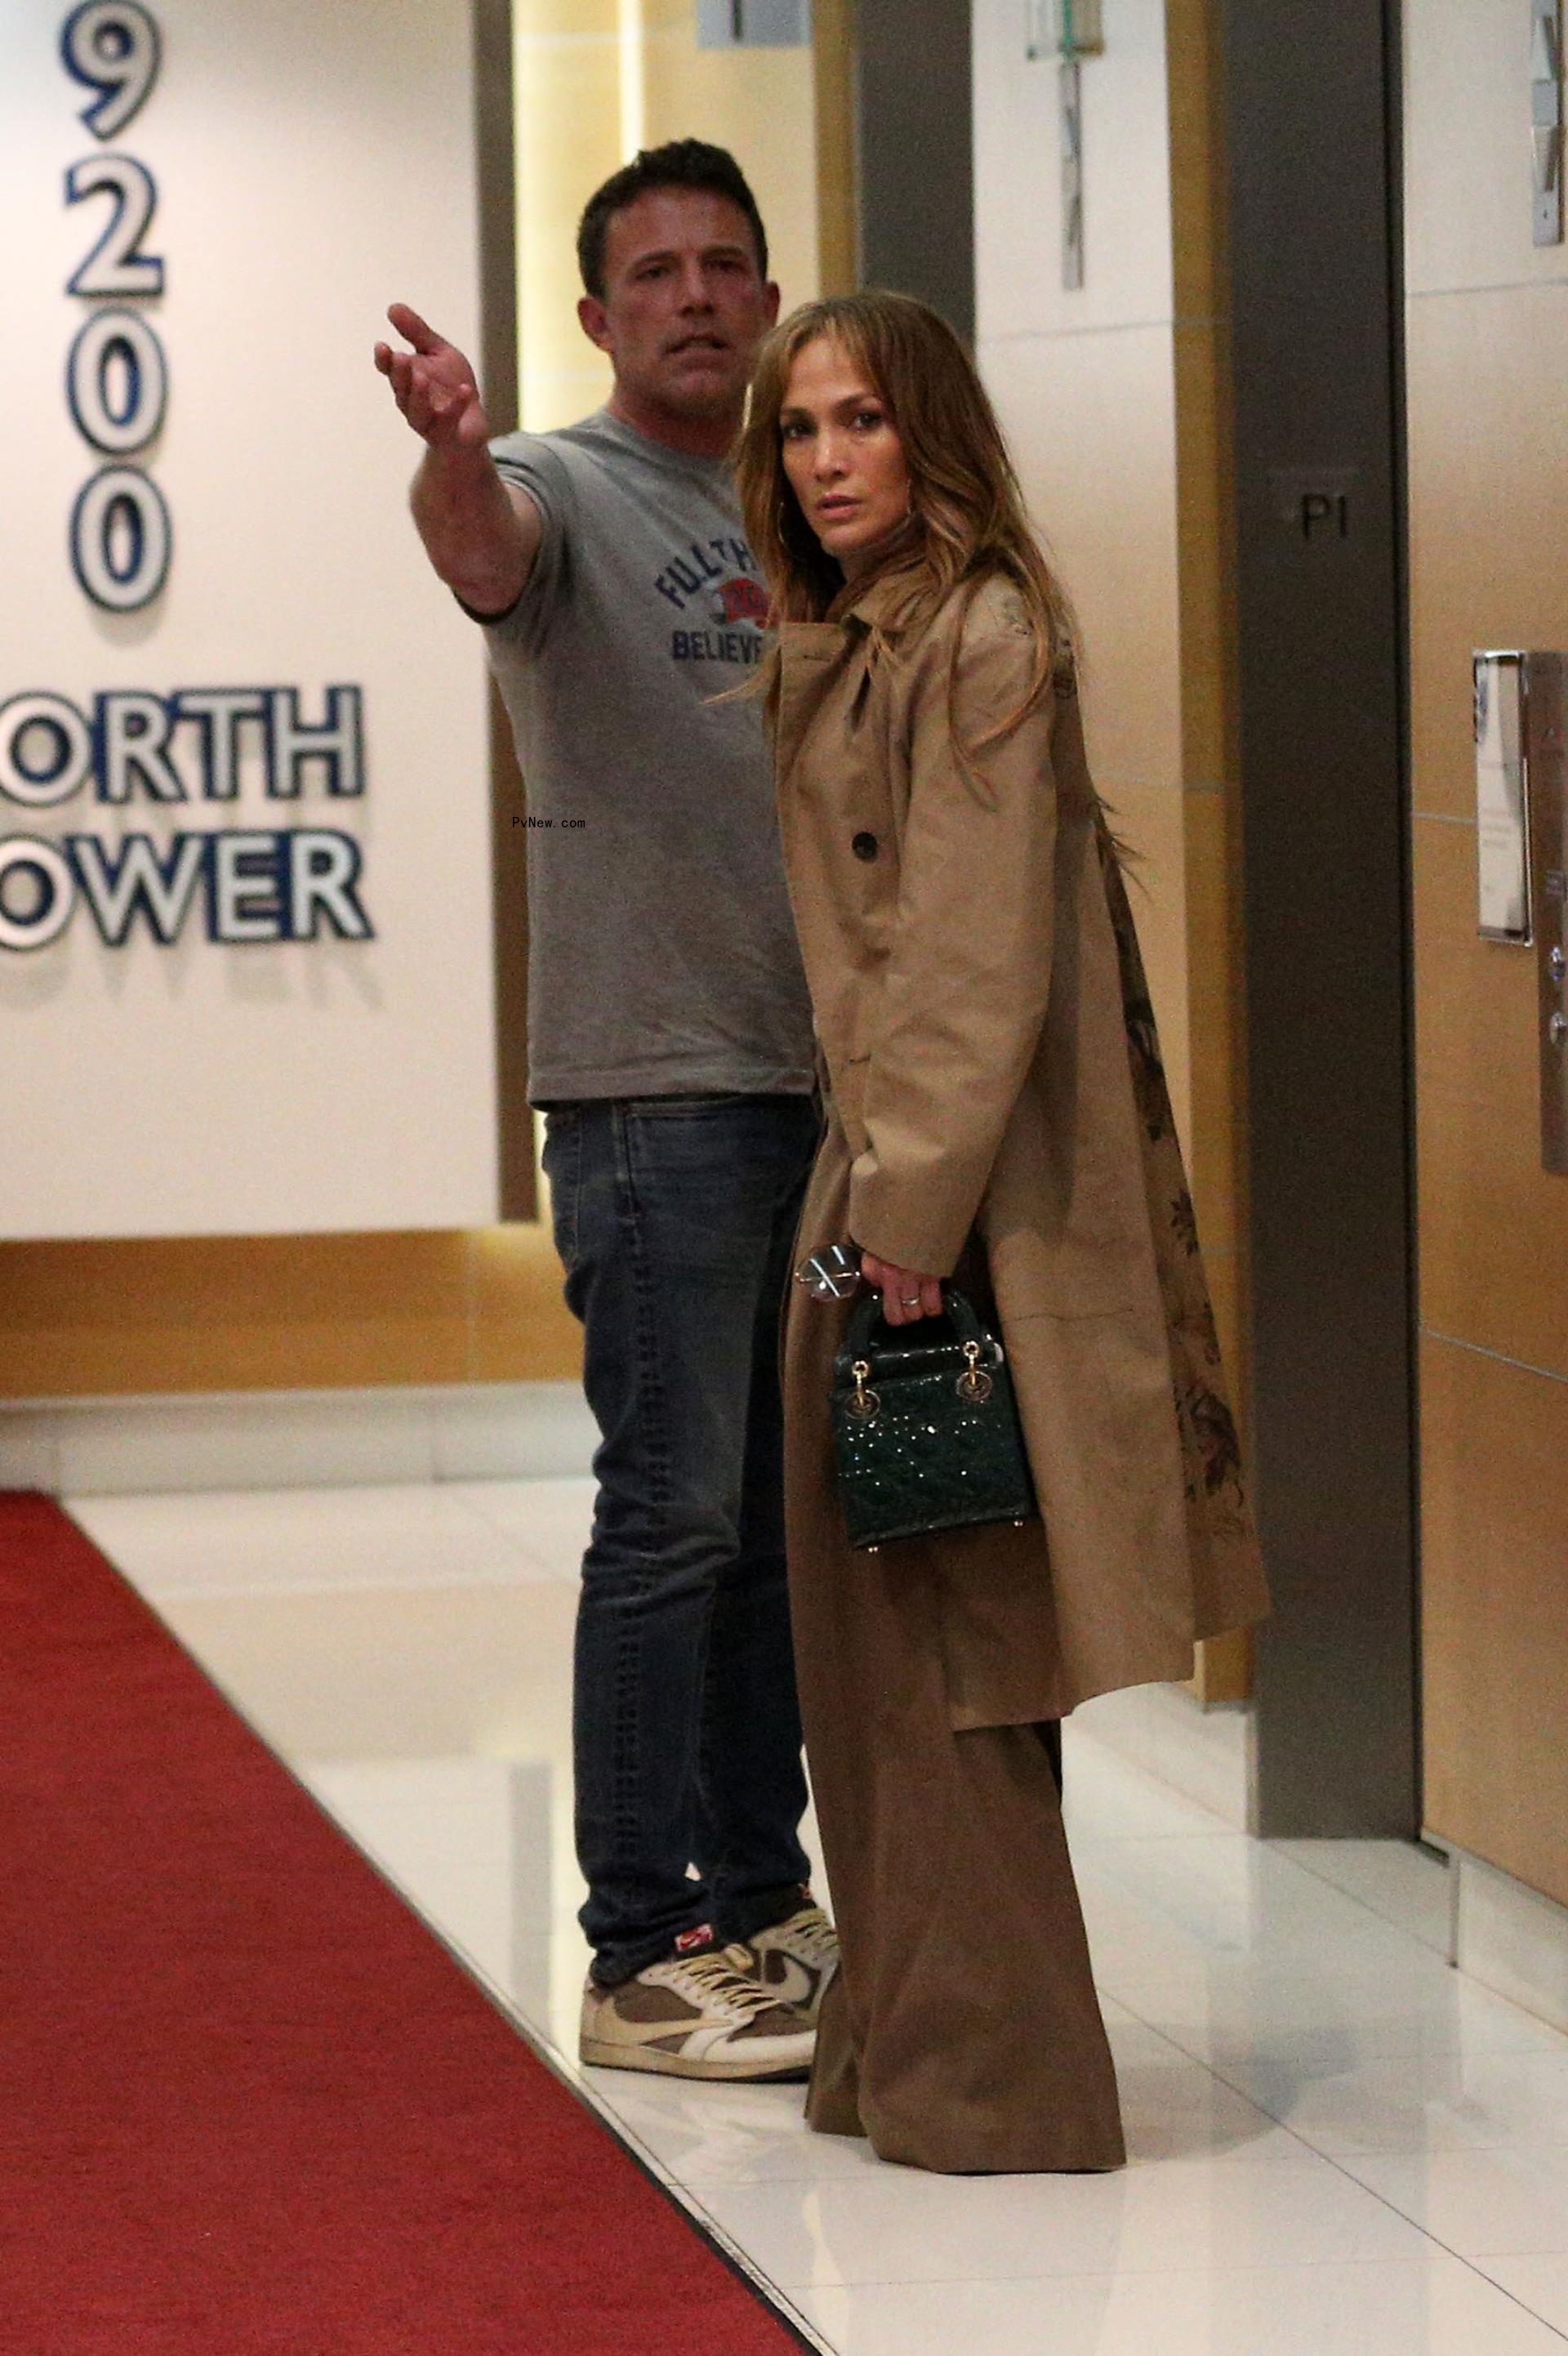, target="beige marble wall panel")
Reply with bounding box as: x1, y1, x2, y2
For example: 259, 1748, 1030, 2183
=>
1413, 816, 1568, 1377
1407, 285, 1568, 820
980, 324, 1183, 793
1420, 1334, 1568, 1910
973, 0, 1175, 340
1405, 0, 1568, 298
